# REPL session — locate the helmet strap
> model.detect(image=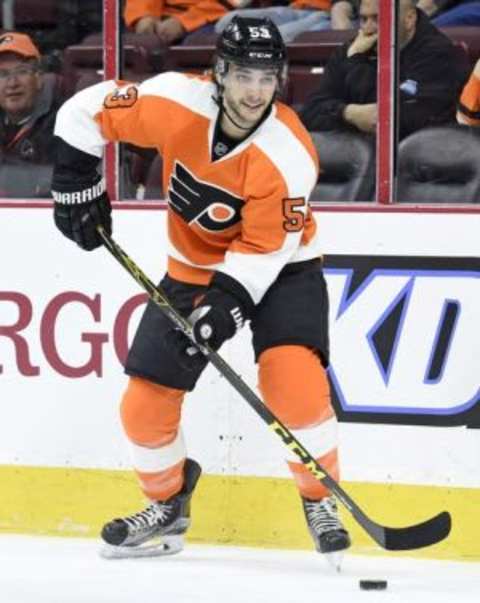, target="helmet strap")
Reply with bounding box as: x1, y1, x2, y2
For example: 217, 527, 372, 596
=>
213, 94, 254, 132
